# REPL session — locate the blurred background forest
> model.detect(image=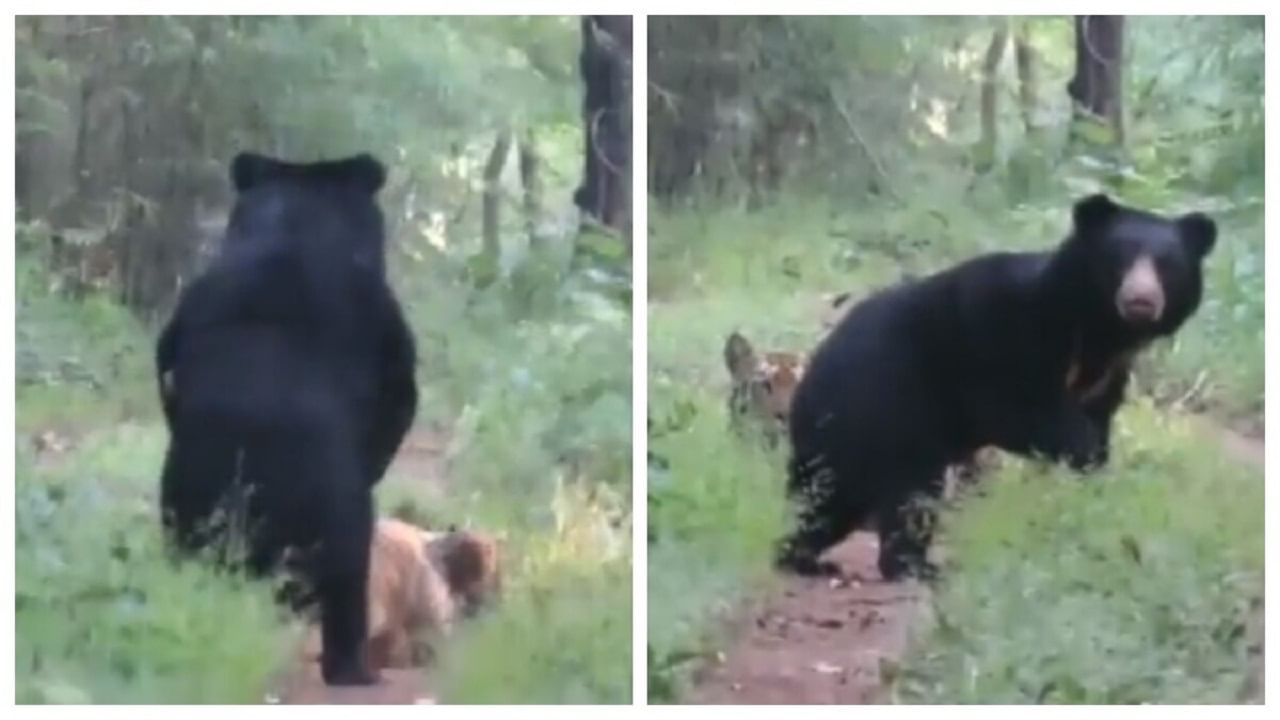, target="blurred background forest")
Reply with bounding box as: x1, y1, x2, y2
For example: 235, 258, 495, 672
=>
15, 15, 632, 704
647, 16, 1264, 703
